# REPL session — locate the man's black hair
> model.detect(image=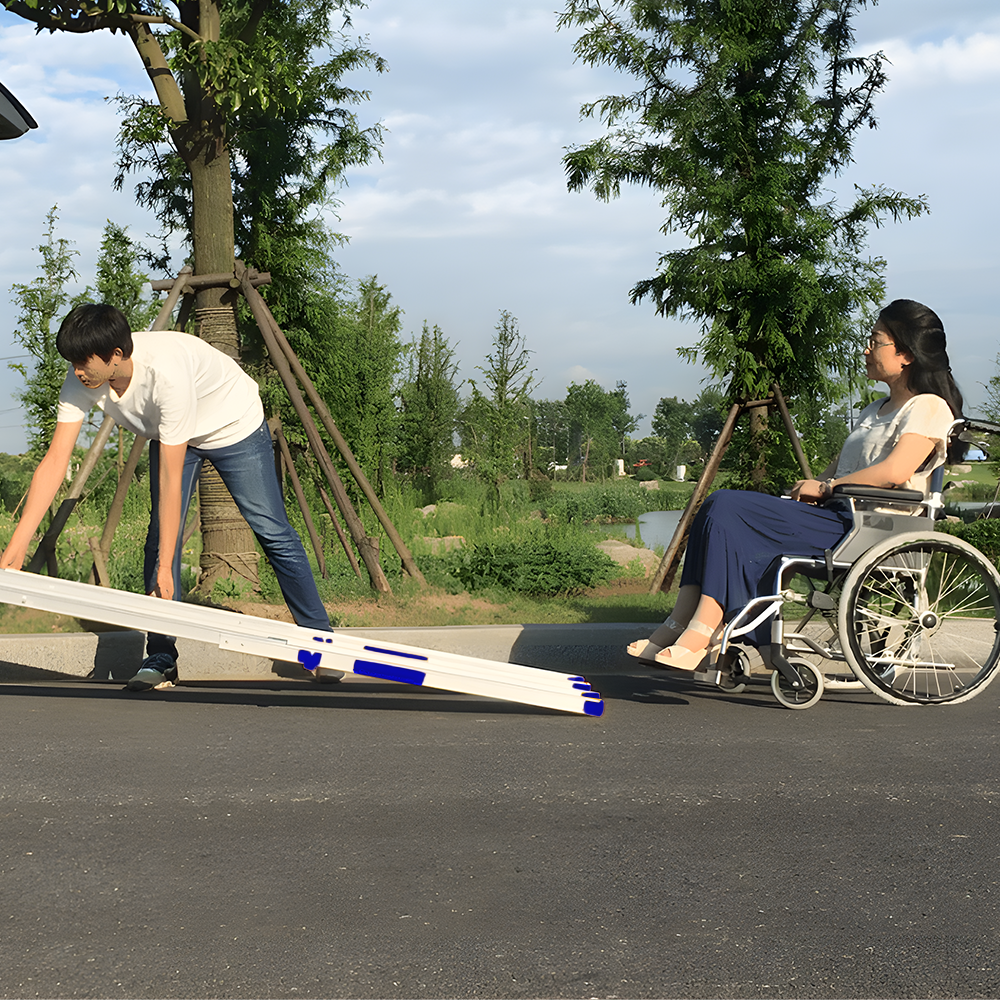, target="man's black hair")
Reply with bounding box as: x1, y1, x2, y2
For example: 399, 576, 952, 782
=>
56, 304, 133, 365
